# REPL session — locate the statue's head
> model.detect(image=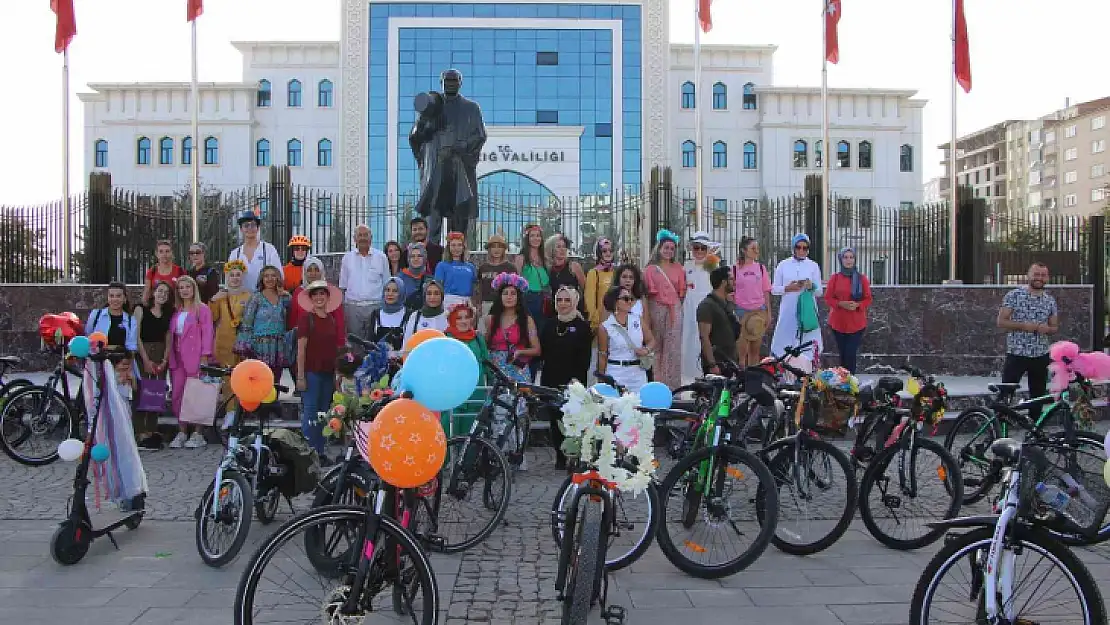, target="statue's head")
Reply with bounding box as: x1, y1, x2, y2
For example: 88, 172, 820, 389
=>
441, 69, 462, 96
